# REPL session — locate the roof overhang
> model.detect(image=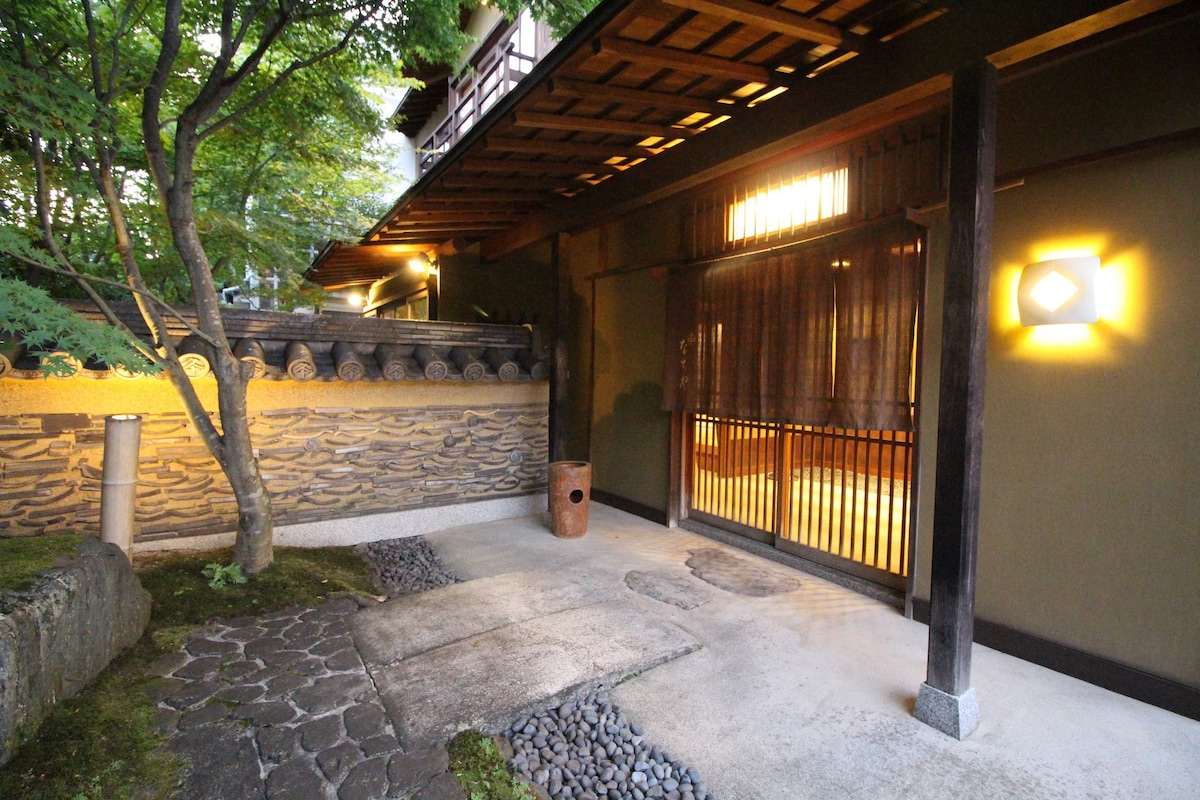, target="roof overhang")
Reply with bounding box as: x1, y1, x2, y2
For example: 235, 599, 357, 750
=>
307, 0, 1188, 287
